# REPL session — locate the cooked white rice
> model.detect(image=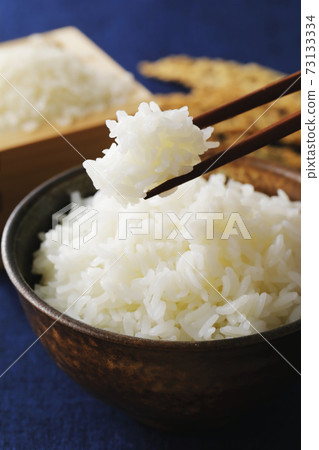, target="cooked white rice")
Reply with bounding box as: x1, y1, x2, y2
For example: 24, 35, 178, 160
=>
33, 174, 301, 341
0, 35, 137, 132
83, 102, 219, 205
